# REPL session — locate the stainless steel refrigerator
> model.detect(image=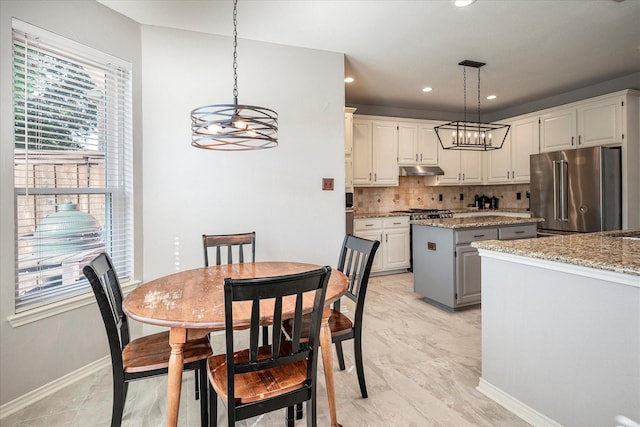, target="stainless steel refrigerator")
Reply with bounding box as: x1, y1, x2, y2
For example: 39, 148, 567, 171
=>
530, 146, 621, 234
